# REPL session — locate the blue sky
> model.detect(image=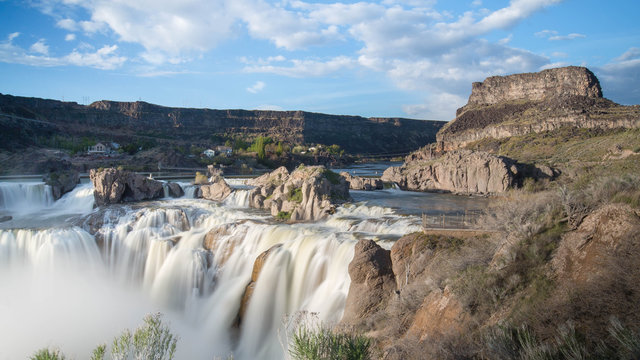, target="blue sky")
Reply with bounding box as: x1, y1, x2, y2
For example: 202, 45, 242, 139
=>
0, 0, 638, 120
